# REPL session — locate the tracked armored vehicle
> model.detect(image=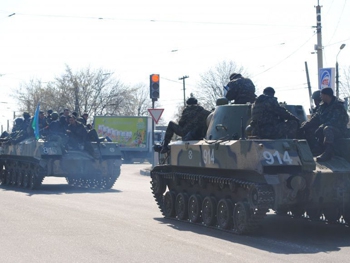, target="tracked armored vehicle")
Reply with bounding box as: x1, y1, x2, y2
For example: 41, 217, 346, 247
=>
0, 136, 122, 190
150, 103, 350, 234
